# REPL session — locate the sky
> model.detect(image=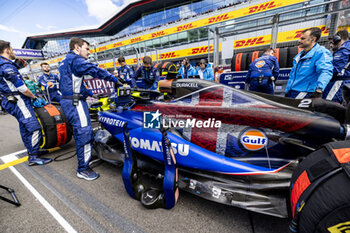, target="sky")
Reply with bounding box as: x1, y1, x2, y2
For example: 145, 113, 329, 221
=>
0, 0, 126, 48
